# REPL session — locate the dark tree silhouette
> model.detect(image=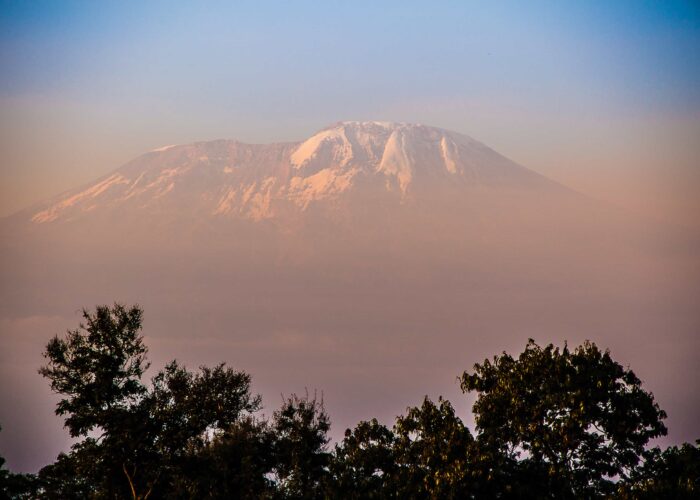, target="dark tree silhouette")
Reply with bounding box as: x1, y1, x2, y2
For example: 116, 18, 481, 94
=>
271, 393, 331, 499
618, 440, 700, 498
1, 306, 692, 499
461, 339, 668, 497
165, 416, 277, 498
391, 396, 475, 497
39, 304, 149, 438
38, 304, 261, 499
330, 418, 397, 498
